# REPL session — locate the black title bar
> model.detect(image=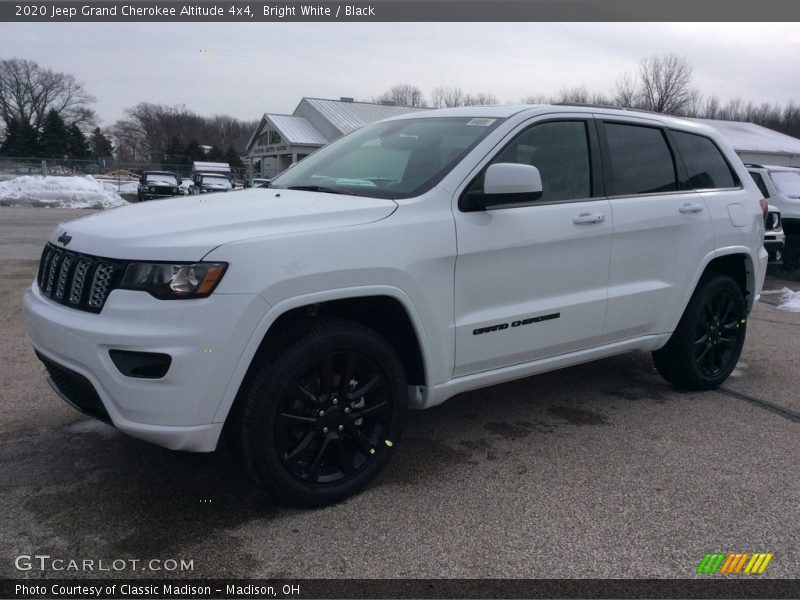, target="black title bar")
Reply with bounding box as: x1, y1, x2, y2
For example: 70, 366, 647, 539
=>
4, 579, 800, 599
3, 0, 800, 22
